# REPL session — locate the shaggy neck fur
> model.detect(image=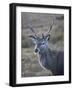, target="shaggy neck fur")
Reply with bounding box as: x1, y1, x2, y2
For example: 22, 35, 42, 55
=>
39, 48, 64, 75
